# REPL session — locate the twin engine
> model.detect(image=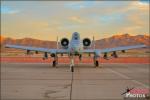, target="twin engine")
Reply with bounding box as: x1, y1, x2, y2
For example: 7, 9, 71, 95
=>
60, 38, 92, 48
